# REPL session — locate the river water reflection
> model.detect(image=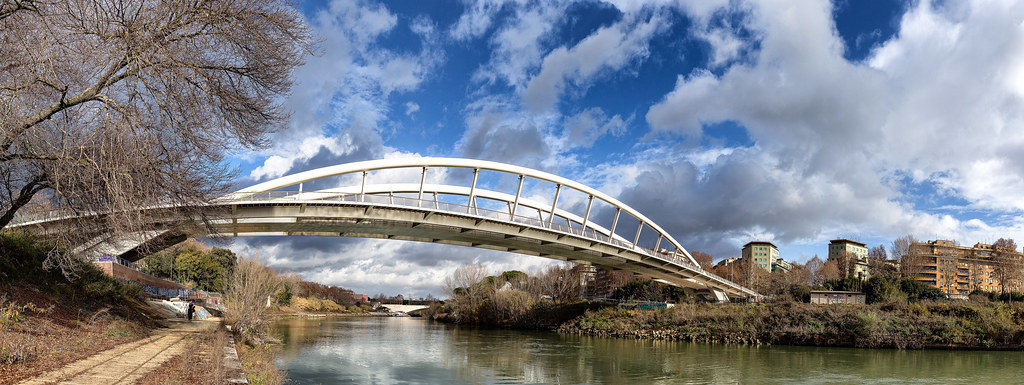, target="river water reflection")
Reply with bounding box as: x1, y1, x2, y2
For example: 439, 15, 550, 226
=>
273, 316, 1024, 384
